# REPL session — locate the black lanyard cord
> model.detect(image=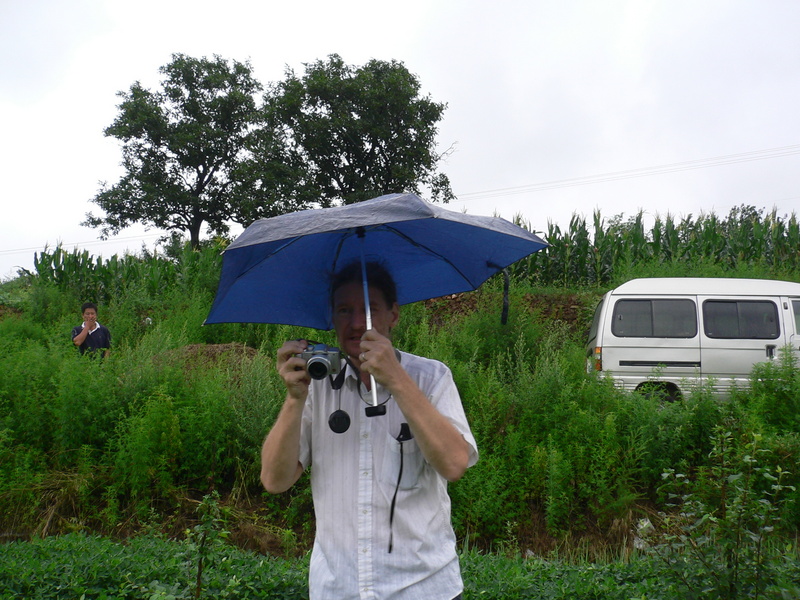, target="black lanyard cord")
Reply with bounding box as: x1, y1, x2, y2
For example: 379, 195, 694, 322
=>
388, 423, 412, 553
388, 441, 403, 554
